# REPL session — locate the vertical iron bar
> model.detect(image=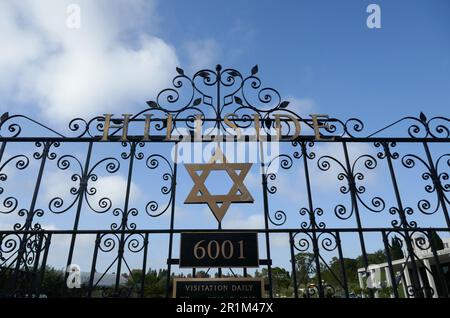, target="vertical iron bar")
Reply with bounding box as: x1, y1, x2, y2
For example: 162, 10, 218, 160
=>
64, 141, 93, 294
35, 233, 51, 298
301, 142, 323, 297
259, 140, 273, 298
88, 233, 101, 298
382, 231, 399, 298
115, 142, 137, 293
165, 143, 178, 298
25, 142, 51, 229
0, 141, 6, 162
289, 232, 299, 298
140, 233, 149, 298
12, 141, 51, 295
335, 231, 349, 298
382, 142, 423, 297
215, 64, 221, 129
29, 232, 44, 298
66, 141, 92, 278
422, 142, 450, 228
401, 270, 410, 298
342, 142, 373, 298
428, 230, 449, 297
217, 221, 222, 278
215, 64, 223, 279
